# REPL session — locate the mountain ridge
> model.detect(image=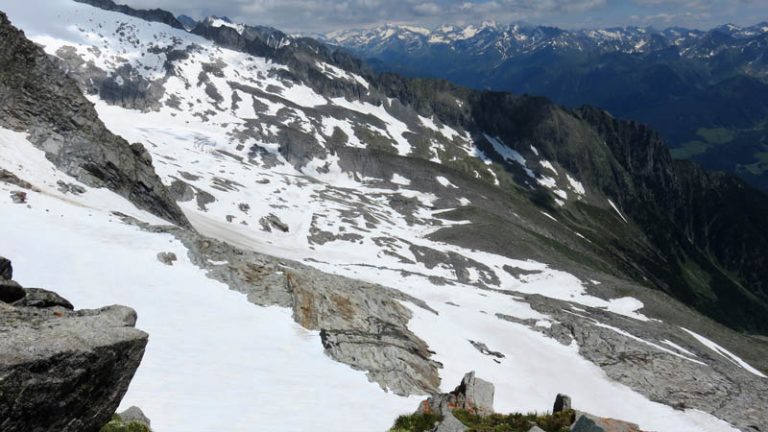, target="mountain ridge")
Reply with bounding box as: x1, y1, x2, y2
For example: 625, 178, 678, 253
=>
326, 20, 768, 192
